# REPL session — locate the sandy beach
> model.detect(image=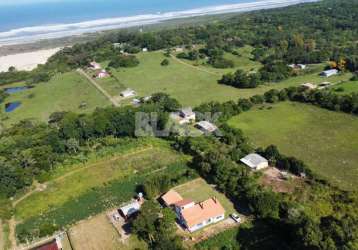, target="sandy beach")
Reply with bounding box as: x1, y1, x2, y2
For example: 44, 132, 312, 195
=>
0, 0, 318, 46
0, 47, 60, 72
